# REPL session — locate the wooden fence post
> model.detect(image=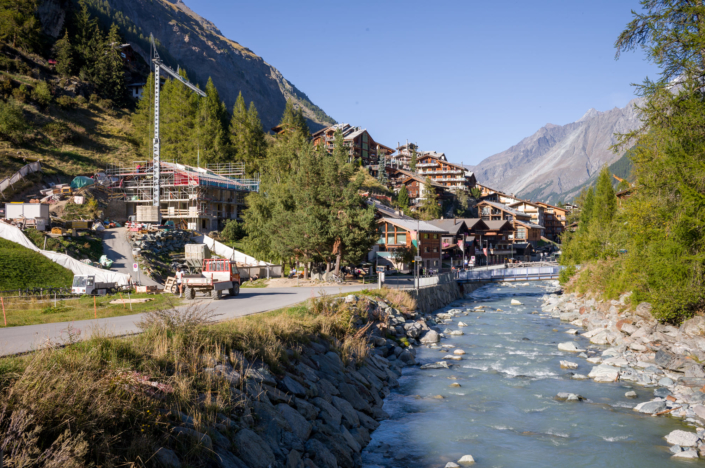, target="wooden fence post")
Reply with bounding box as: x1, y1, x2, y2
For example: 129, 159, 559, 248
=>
1, 297, 6, 326
94, 295, 97, 319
